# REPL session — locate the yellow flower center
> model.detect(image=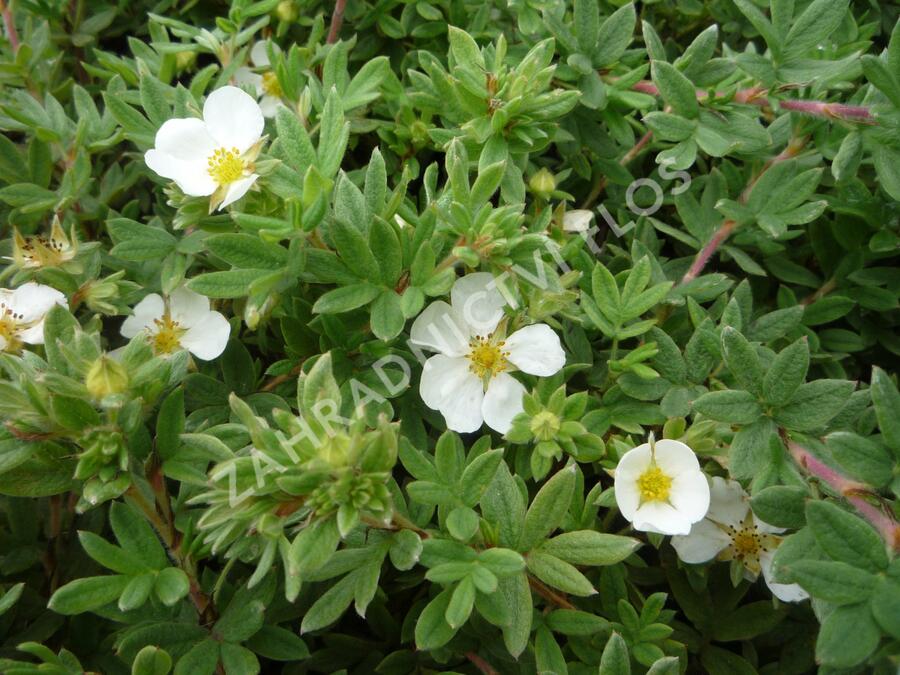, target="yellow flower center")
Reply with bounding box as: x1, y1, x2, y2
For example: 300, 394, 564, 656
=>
261, 71, 282, 97
0, 304, 25, 352
637, 465, 672, 502
150, 315, 185, 355
207, 147, 246, 185
467, 335, 508, 379
731, 528, 761, 558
